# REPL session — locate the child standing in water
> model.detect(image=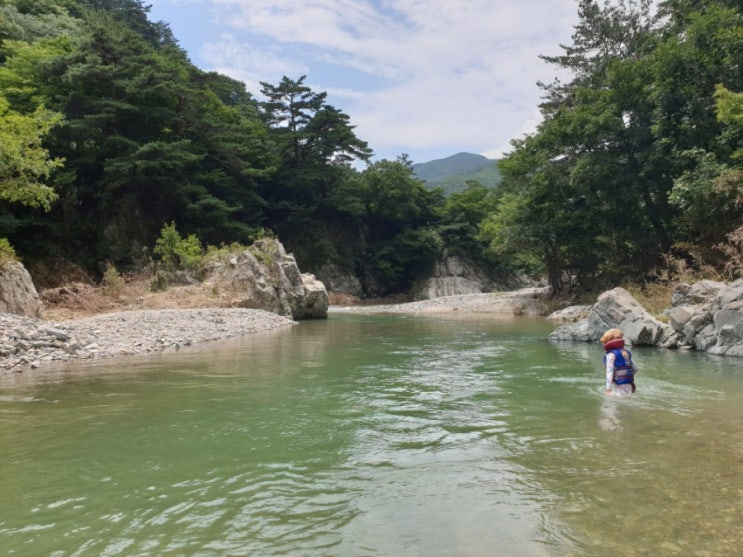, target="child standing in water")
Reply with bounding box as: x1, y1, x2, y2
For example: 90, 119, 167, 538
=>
600, 328, 637, 396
